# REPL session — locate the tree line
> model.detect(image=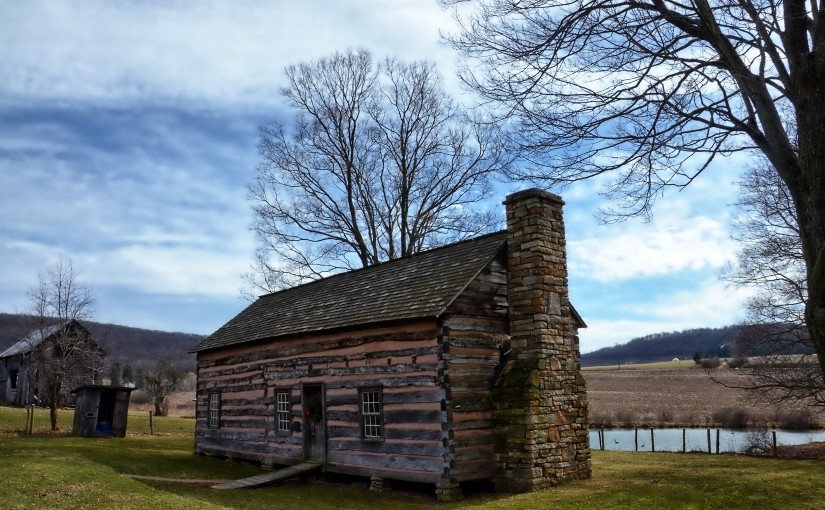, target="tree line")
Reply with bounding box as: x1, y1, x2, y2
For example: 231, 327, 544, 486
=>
582, 325, 815, 367
582, 326, 743, 367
